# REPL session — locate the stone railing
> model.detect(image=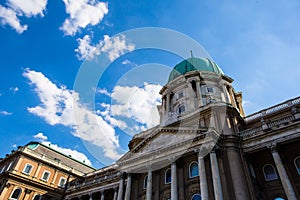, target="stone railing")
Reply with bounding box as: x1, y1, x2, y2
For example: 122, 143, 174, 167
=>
68, 171, 120, 191
244, 96, 300, 122
239, 115, 295, 138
